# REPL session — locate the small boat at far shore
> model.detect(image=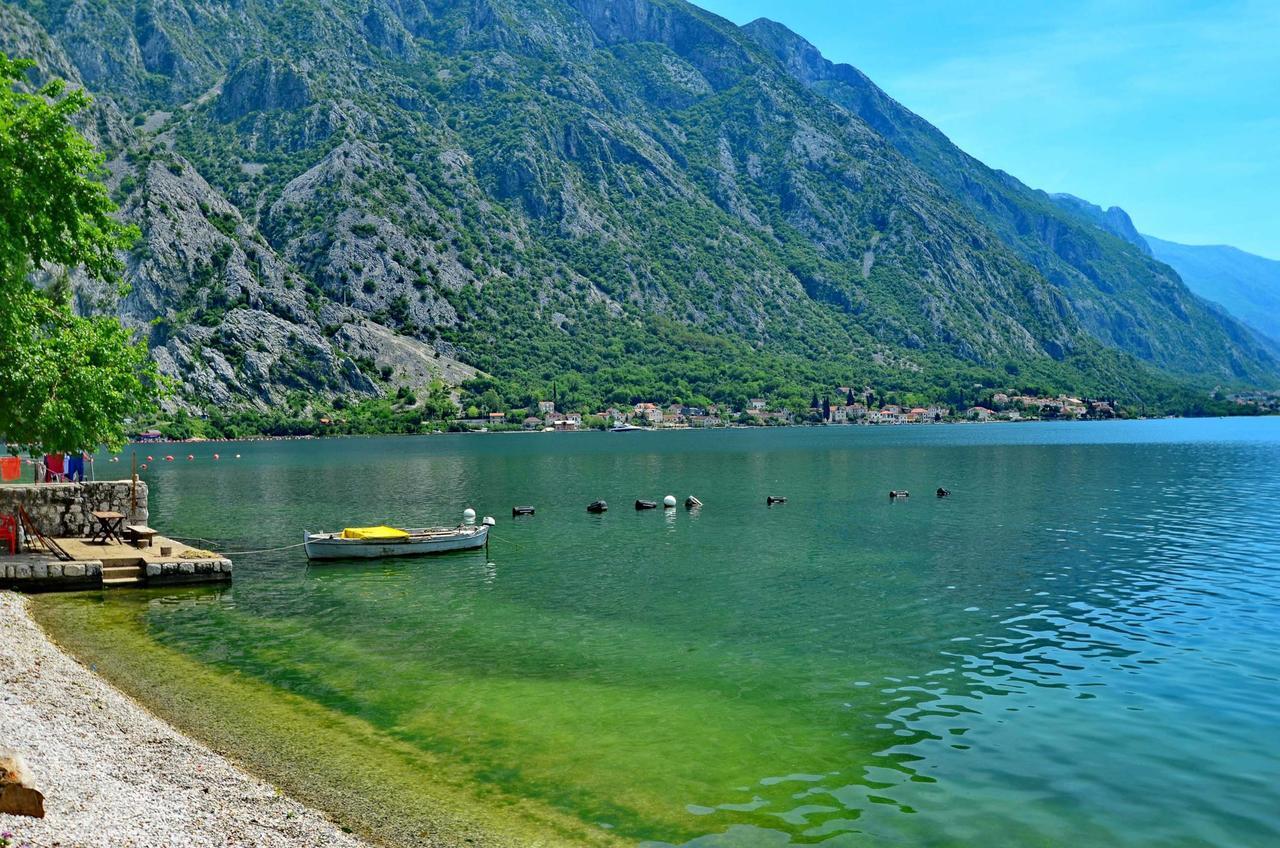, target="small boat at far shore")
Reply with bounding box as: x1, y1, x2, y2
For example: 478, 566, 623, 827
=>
609, 422, 644, 432
304, 524, 488, 560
